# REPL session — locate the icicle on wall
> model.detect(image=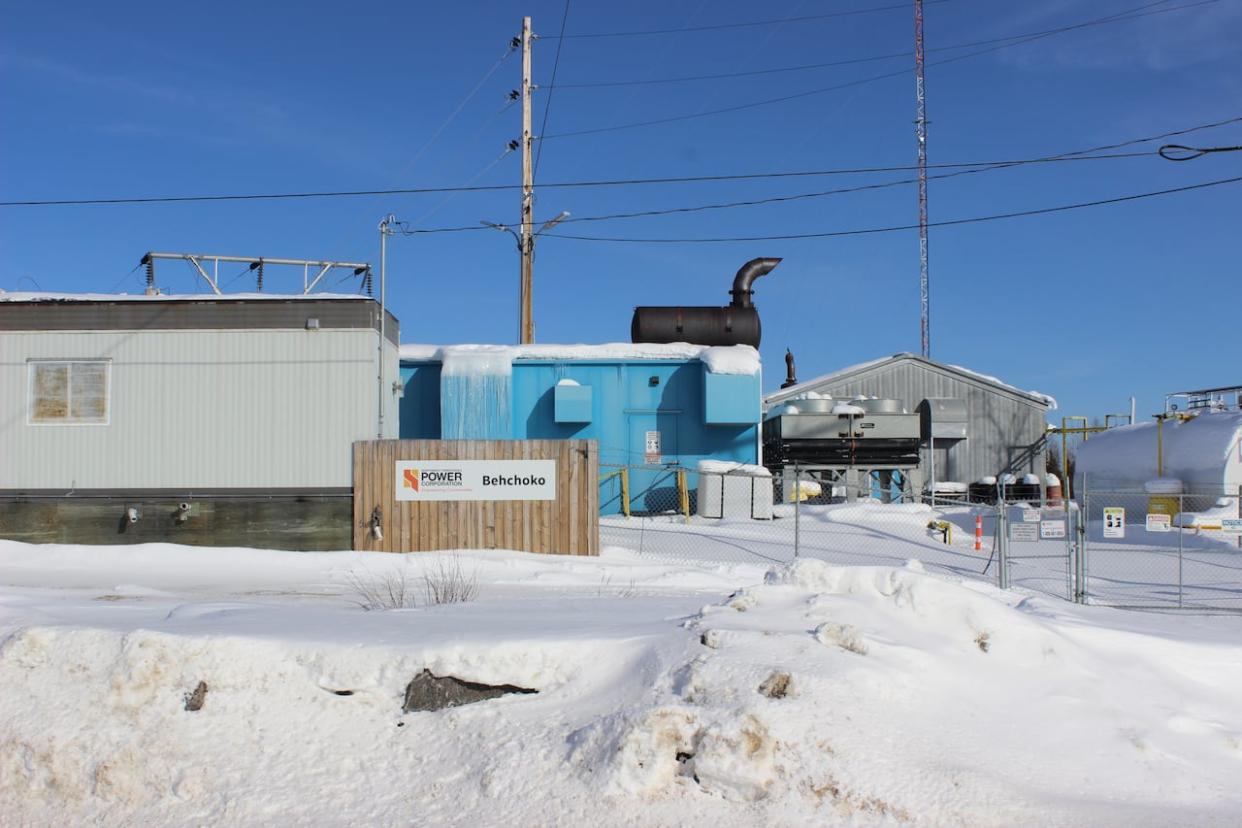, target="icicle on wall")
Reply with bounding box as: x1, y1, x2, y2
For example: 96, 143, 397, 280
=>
439, 347, 516, 439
